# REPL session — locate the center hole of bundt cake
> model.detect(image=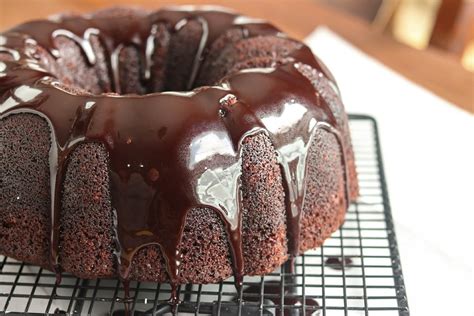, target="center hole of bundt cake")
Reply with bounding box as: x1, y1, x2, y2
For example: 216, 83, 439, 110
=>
42, 19, 213, 95
41, 21, 301, 95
